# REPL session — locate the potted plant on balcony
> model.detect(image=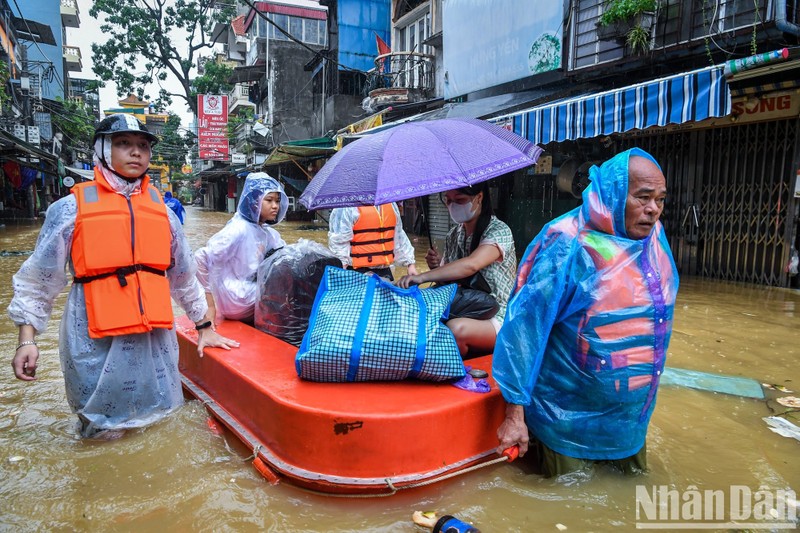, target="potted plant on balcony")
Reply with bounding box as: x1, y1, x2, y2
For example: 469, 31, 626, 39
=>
597, 0, 658, 52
